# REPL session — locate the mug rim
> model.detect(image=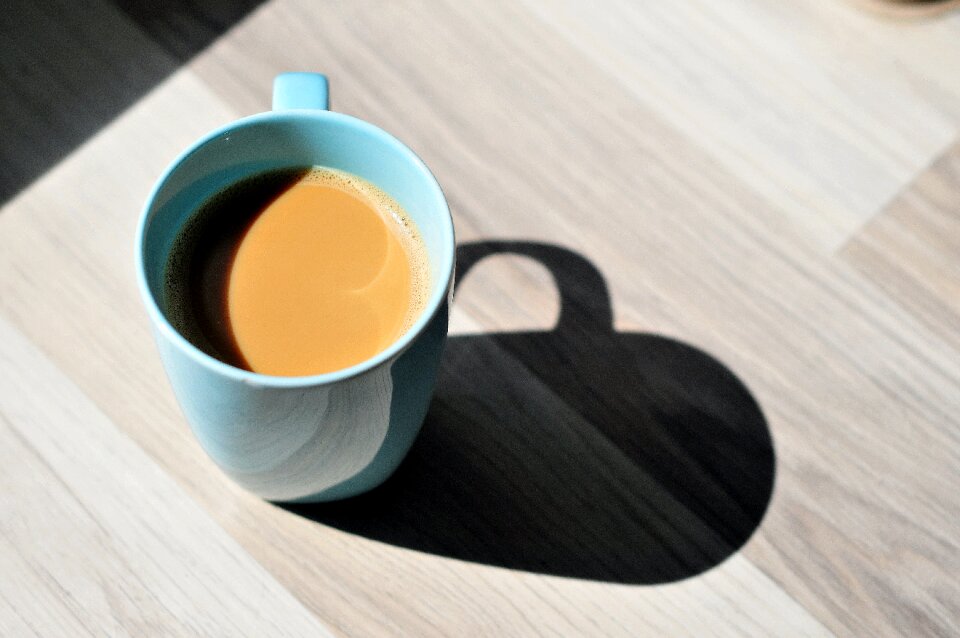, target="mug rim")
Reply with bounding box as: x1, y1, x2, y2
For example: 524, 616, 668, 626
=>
135, 109, 455, 388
